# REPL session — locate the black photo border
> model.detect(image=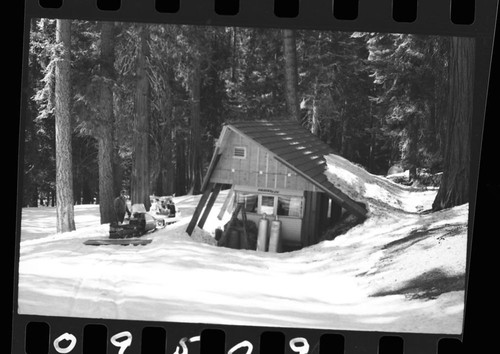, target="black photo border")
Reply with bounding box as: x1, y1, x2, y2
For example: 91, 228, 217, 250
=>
10, 1, 500, 353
